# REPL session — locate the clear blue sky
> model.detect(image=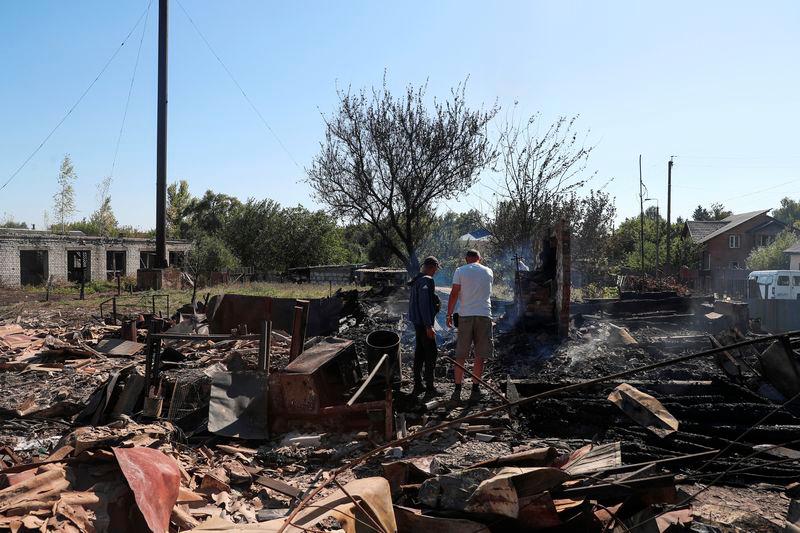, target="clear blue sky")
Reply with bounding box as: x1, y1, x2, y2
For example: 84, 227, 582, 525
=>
2, 1, 799, 230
